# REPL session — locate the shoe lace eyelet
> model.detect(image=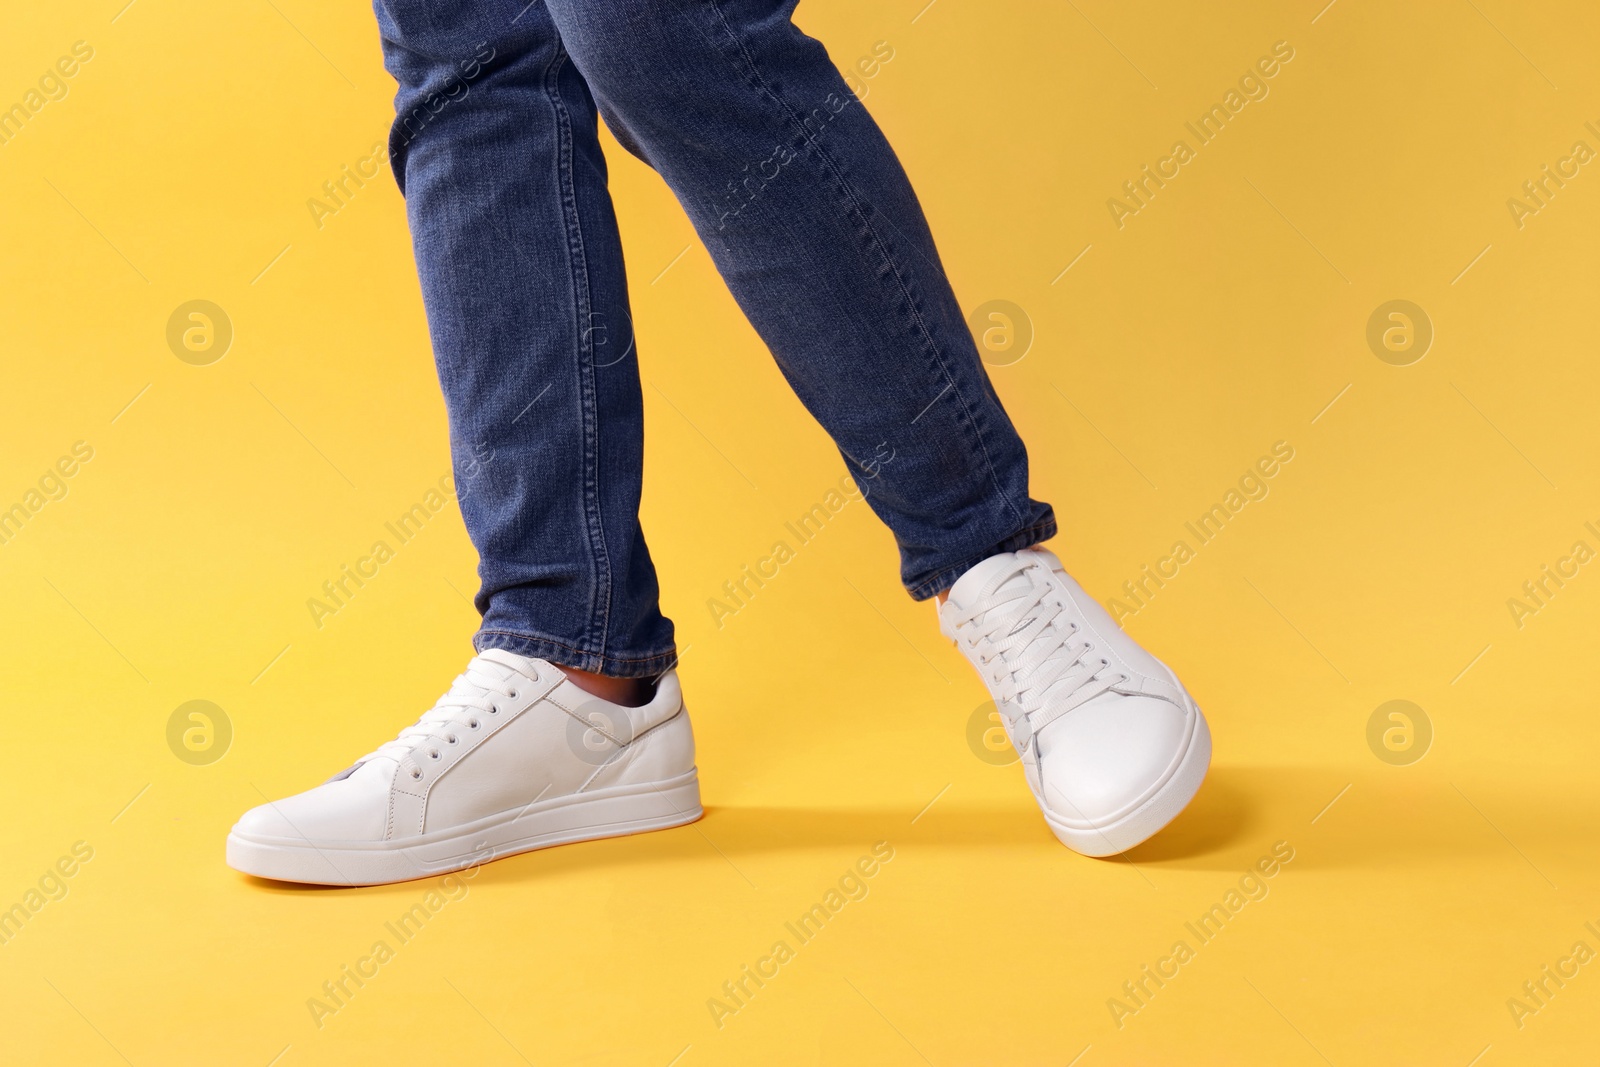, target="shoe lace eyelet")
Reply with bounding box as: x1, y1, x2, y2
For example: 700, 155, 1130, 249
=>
490, 705, 499, 715
508, 690, 519, 699
468, 719, 480, 729
429, 750, 440, 760
411, 769, 422, 780
446, 735, 458, 744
